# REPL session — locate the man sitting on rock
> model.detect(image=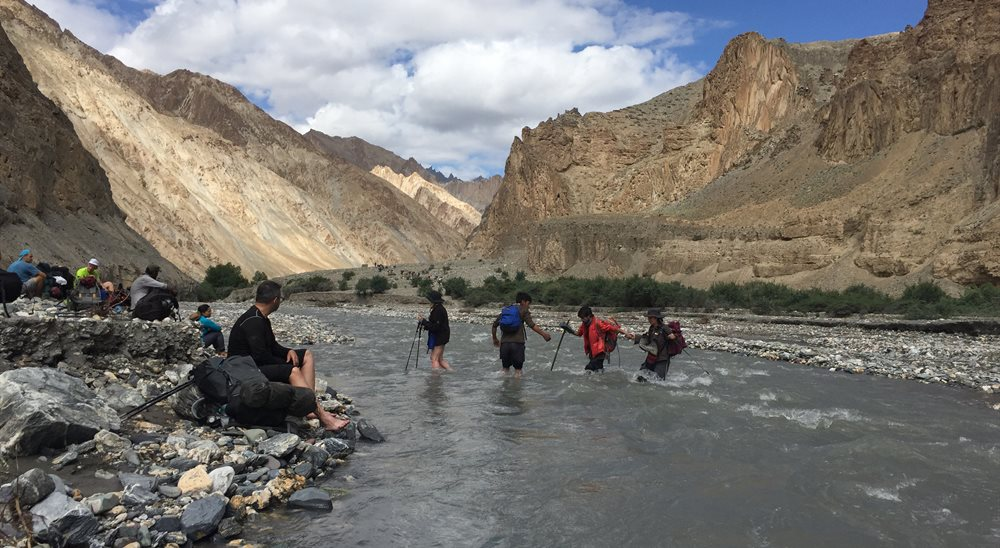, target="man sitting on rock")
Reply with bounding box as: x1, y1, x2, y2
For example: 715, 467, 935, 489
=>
228, 280, 349, 431
129, 264, 170, 308
7, 249, 44, 298
75, 258, 115, 296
